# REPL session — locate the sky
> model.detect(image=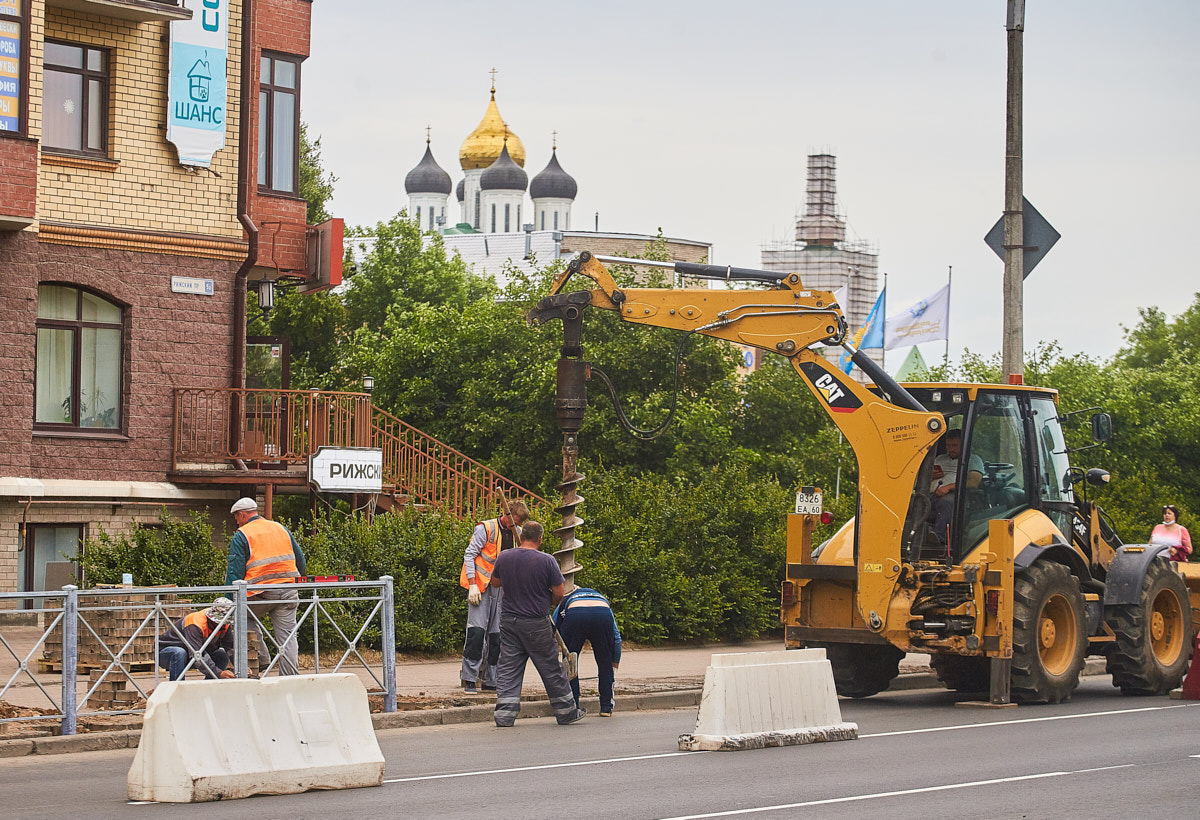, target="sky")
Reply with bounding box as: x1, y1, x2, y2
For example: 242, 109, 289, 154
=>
302, 1, 1199, 367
